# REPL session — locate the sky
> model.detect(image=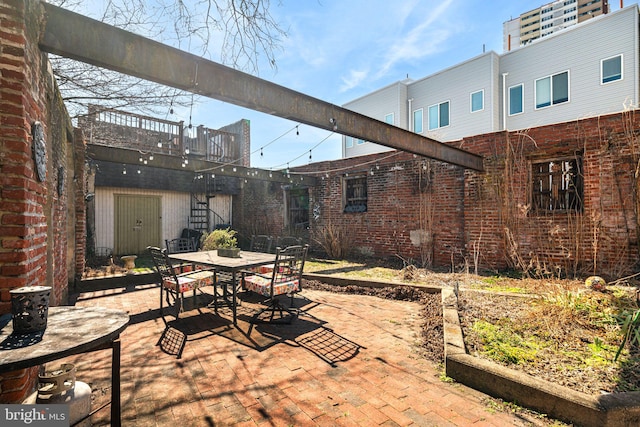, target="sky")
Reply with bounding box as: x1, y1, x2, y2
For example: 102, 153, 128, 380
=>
80, 0, 638, 171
